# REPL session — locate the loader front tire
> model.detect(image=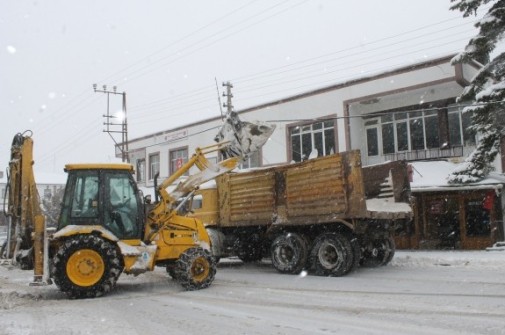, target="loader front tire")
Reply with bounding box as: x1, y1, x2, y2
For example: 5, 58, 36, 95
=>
175, 247, 216, 291
52, 235, 123, 299
271, 233, 308, 274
